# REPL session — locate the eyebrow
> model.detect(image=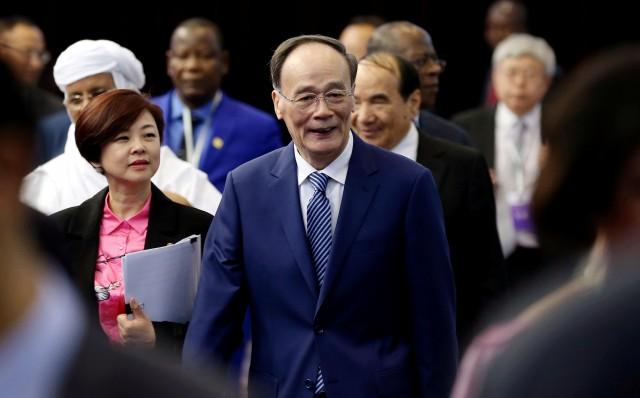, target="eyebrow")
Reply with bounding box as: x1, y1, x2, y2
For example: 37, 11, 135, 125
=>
370, 93, 391, 101
292, 81, 347, 94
